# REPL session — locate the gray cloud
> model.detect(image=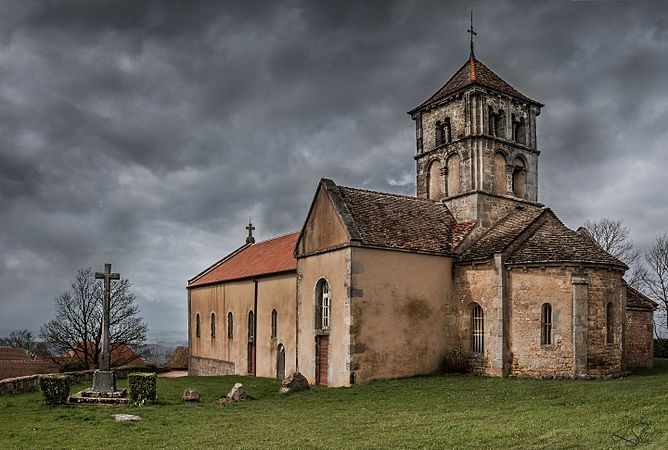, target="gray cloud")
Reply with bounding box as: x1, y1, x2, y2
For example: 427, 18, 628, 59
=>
1, 0, 667, 337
